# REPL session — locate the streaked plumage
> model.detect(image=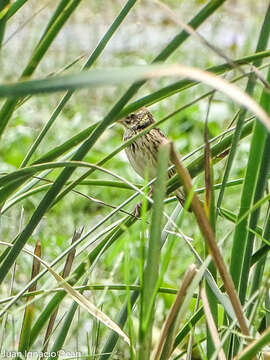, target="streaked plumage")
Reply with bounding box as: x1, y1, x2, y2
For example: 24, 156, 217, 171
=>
118, 107, 187, 208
